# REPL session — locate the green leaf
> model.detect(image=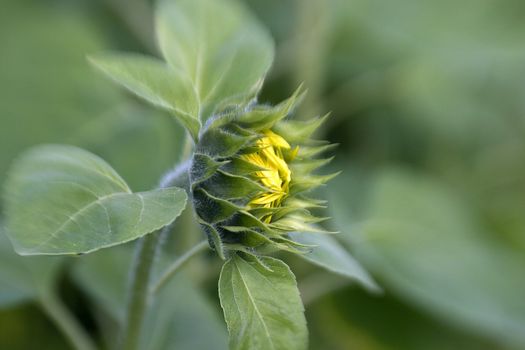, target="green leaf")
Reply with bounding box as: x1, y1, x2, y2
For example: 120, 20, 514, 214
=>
289, 232, 381, 293
219, 254, 307, 350
0, 225, 63, 308
156, 0, 275, 121
330, 167, 525, 347
72, 246, 228, 350
4, 145, 187, 255
88, 54, 201, 140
